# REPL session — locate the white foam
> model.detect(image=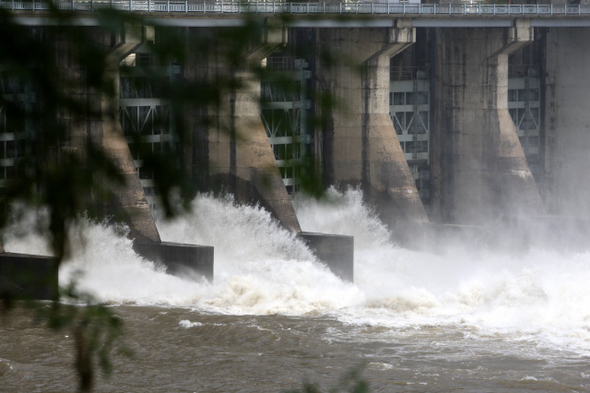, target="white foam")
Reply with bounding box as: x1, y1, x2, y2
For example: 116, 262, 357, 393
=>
5, 189, 590, 354
178, 320, 203, 328
294, 187, 590, 354
156, 194, 363, 315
